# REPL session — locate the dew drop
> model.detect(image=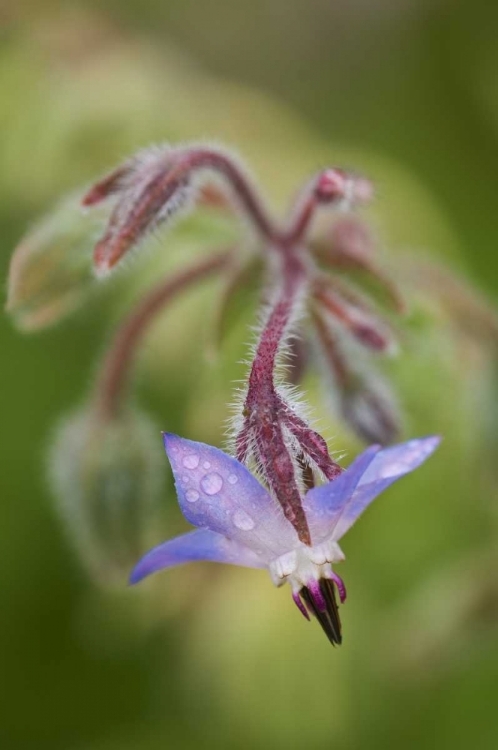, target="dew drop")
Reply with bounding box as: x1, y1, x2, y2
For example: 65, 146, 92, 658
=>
203, 461, 211, 469
182, 475, 190, 484
200, 472, 224, 496
227, 474, 238, 485
183, 454, 200, 469
232, 509, 255, 531
185, 489, 200, 503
